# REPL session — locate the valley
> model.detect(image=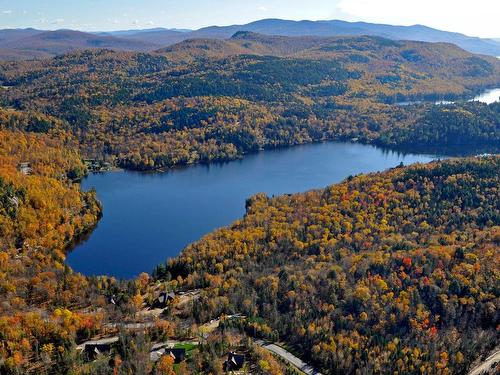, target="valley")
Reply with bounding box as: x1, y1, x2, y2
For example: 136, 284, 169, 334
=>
0, 16, 498, 375
1, 33, 499, 172
67, 142, 439, 278
2, 18, 500, 60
